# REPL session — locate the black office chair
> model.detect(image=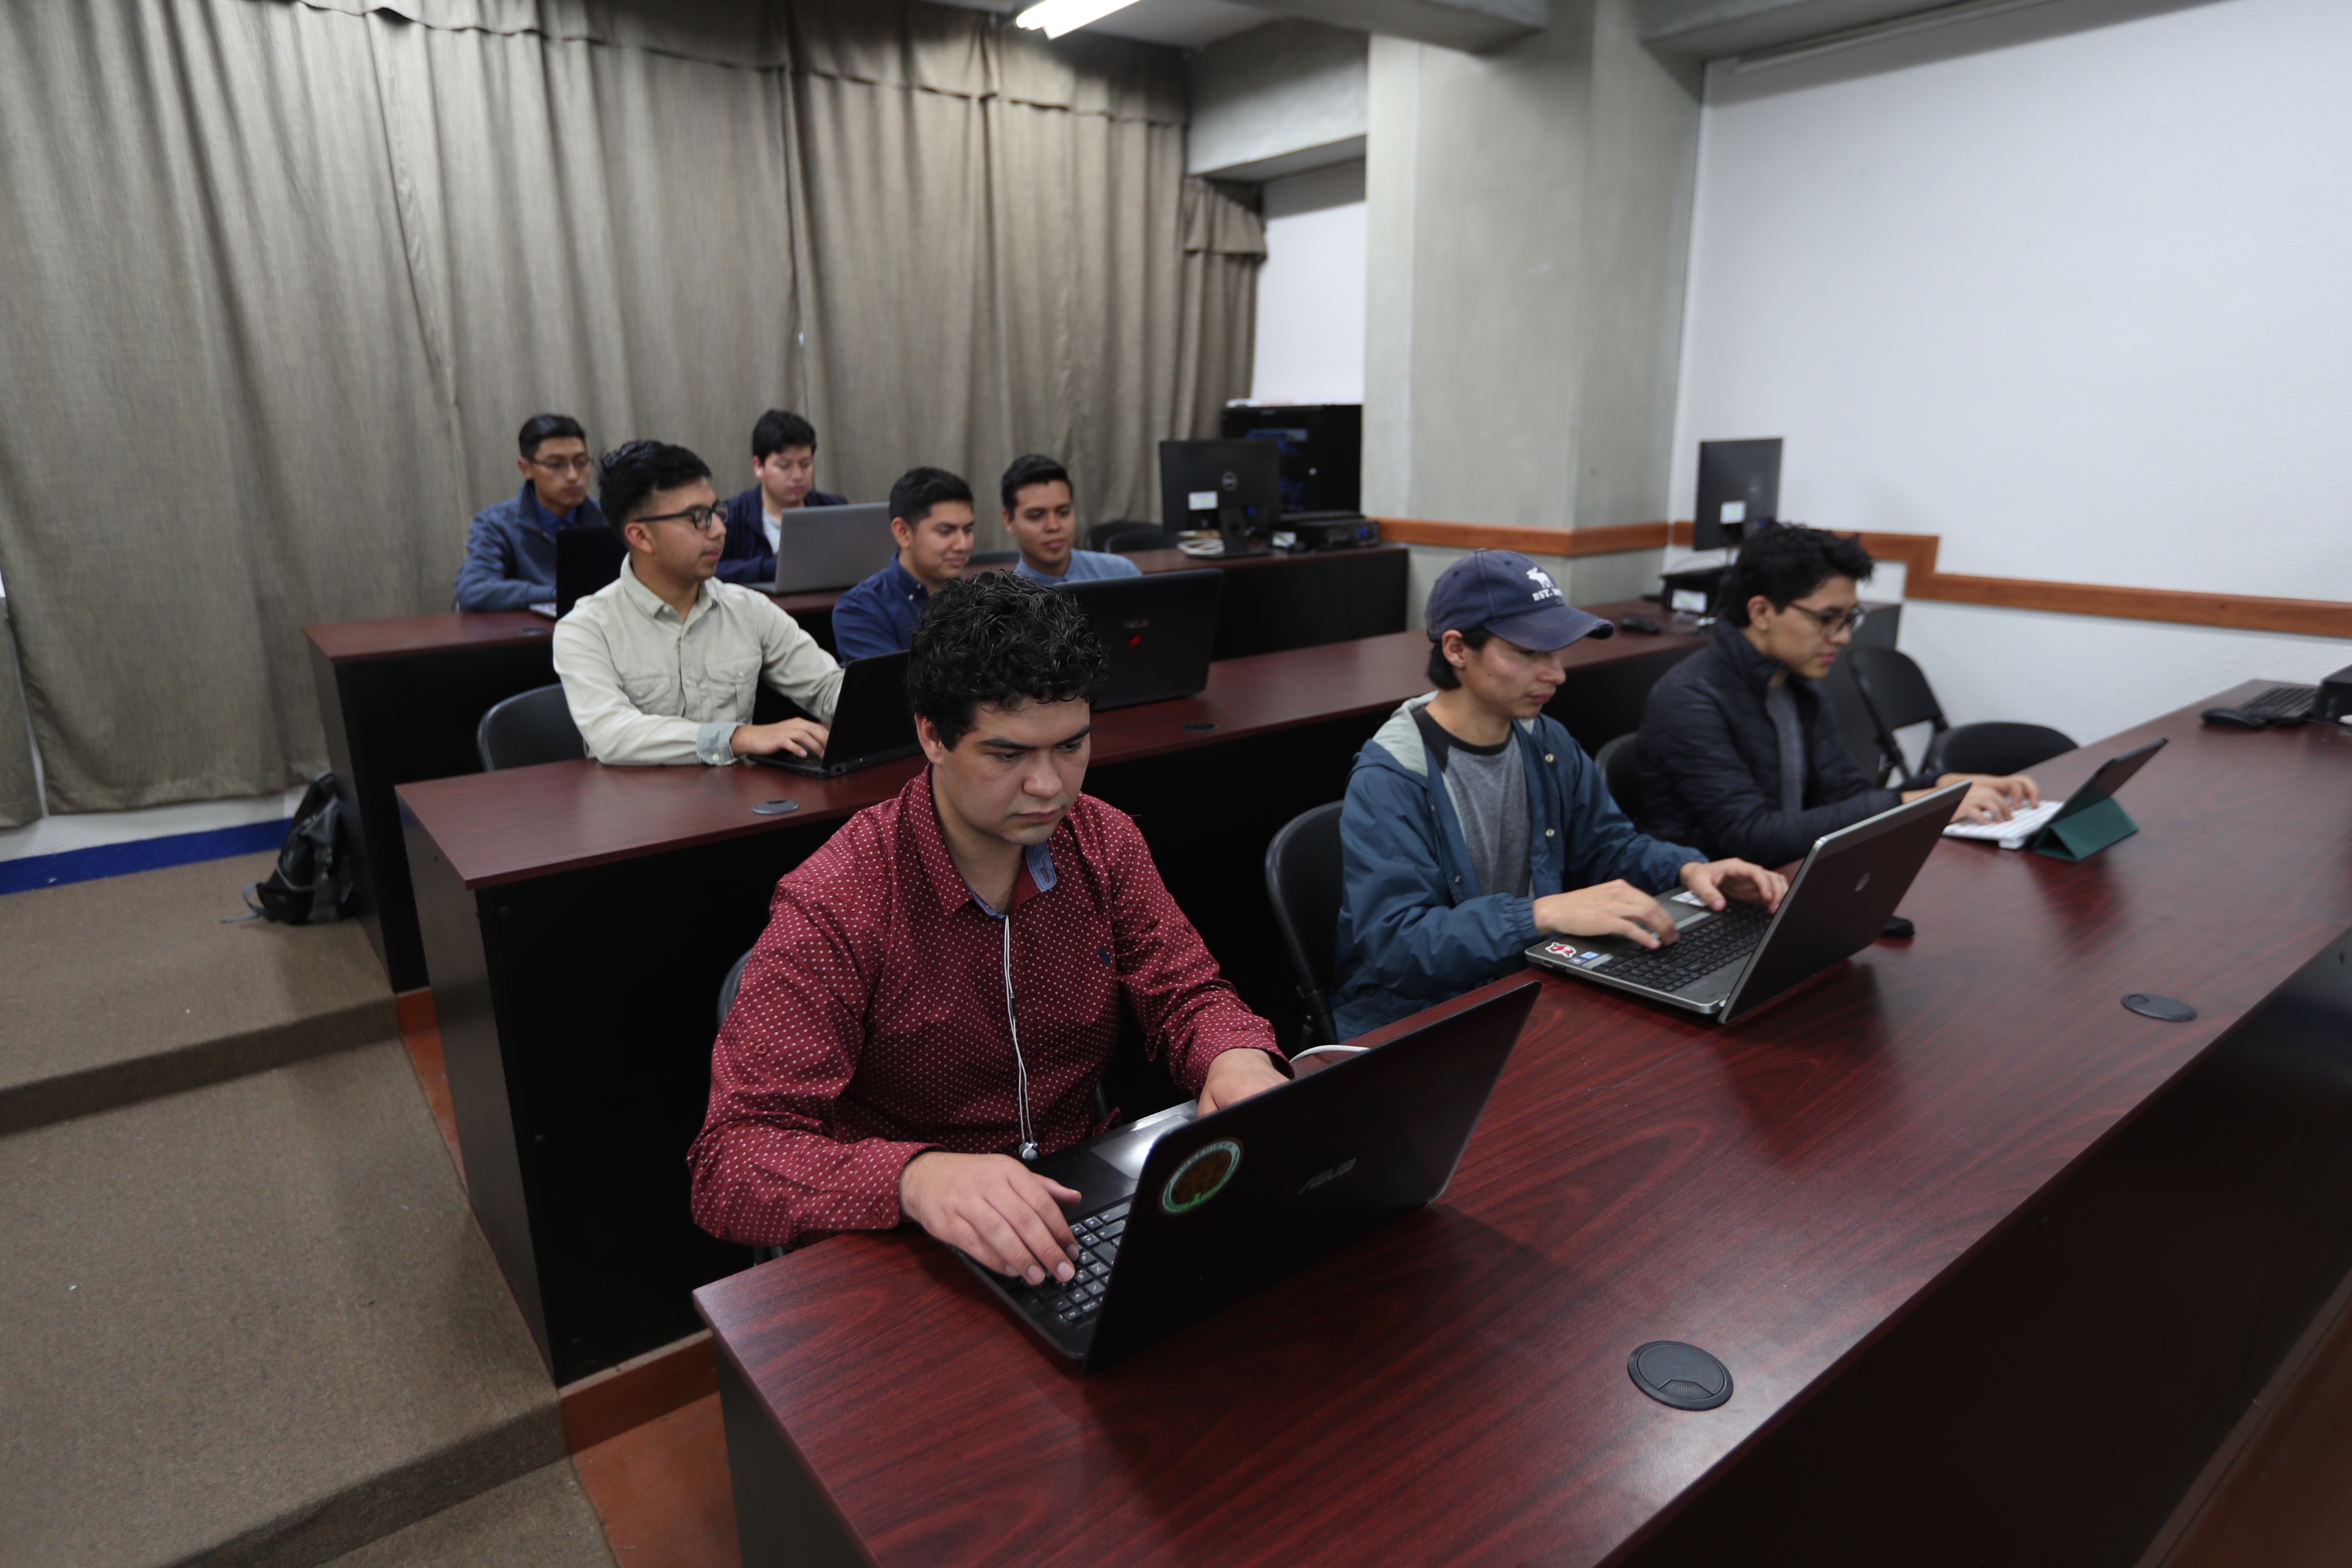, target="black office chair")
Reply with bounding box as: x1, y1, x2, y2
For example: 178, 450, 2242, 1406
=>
475, 684, 584, 771
1264, 801, 1347, 1048
1845, 647, 1950, 786
717, 946, 754, 1032
966, 549, 1020, 570
1087, 521, 1175, 554
1931, 721, 2075, 779
1594, 732, 1643, 825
